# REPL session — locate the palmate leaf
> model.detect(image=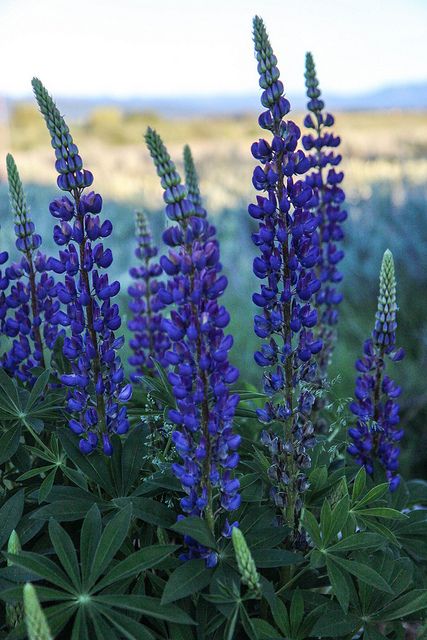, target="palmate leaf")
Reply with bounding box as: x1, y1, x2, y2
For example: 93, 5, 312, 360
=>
93, 594, 195, 624
93, 545, 179, 591
161, 559, 214, 604
48, 519, 81, 591
0, 425, 22, 464
87, 504, 132, 588
0, 491, 25, 549
92, 604, 155, 640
